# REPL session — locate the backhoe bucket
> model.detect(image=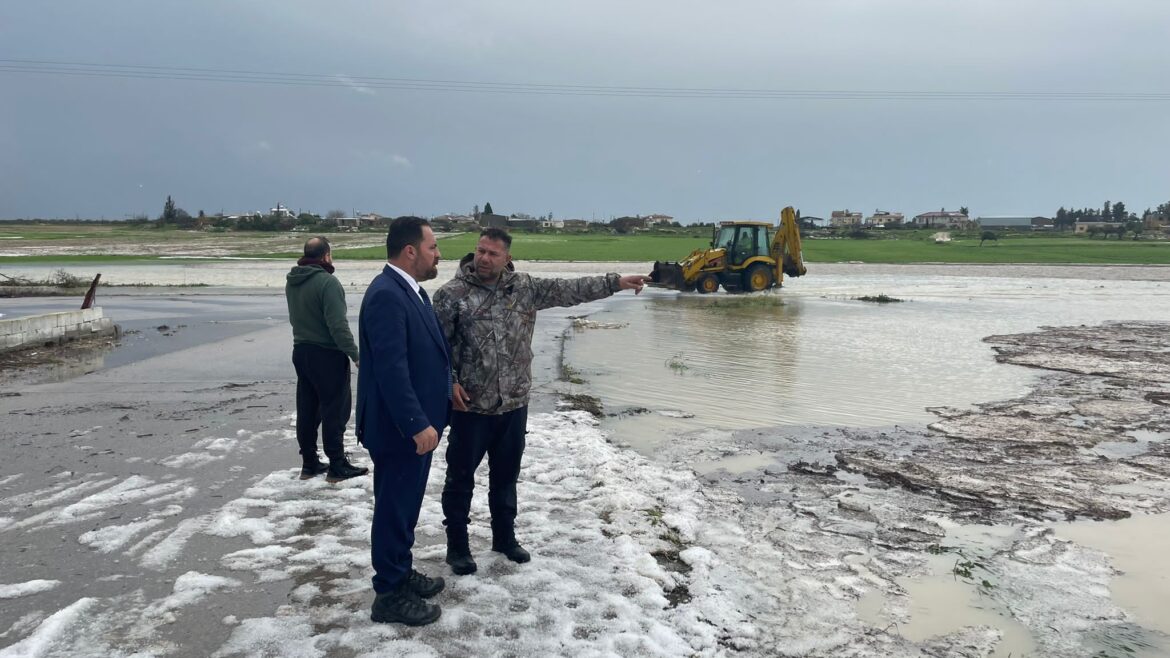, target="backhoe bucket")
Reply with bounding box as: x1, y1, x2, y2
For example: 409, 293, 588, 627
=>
650, 261, 690, 291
